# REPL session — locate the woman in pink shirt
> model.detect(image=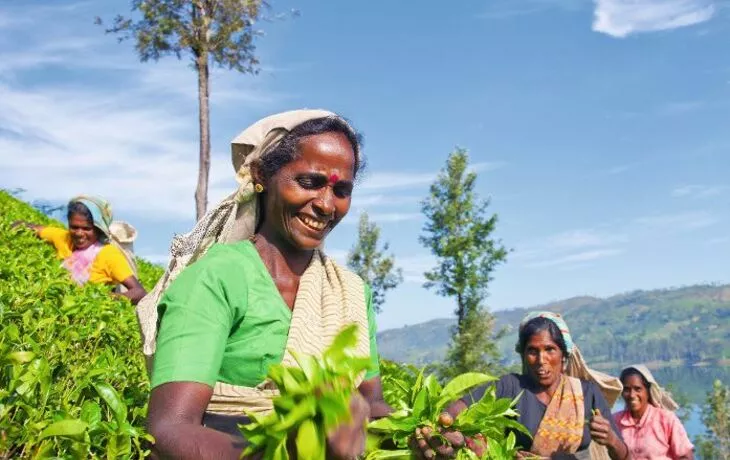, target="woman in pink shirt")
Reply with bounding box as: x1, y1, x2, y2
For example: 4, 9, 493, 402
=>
614, 365, 694, 460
